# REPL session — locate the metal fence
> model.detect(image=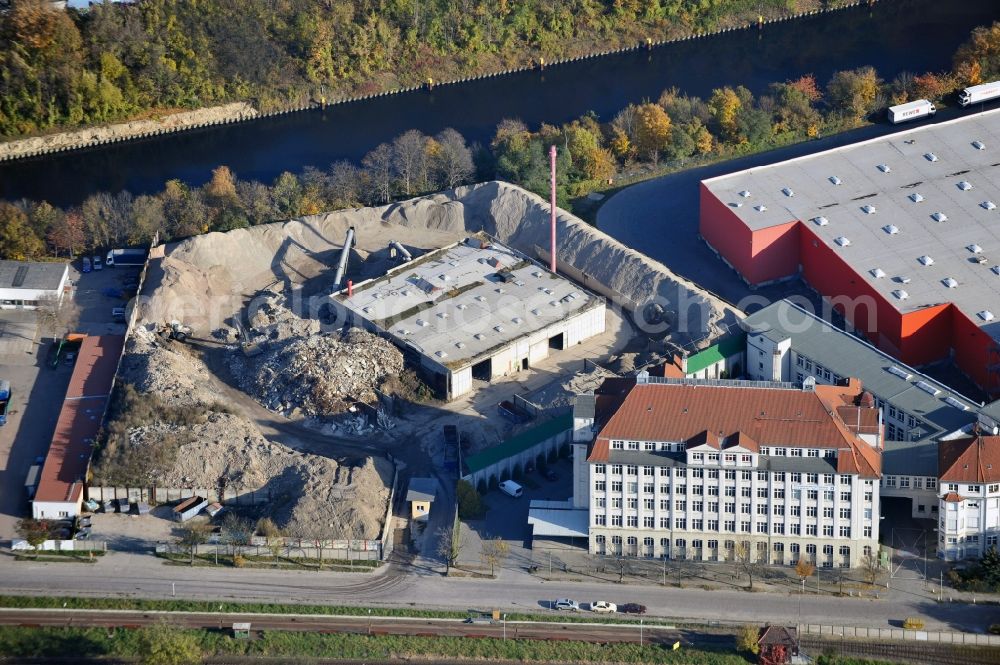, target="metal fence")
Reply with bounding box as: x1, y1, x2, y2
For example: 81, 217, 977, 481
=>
799, 623, 1000, 646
